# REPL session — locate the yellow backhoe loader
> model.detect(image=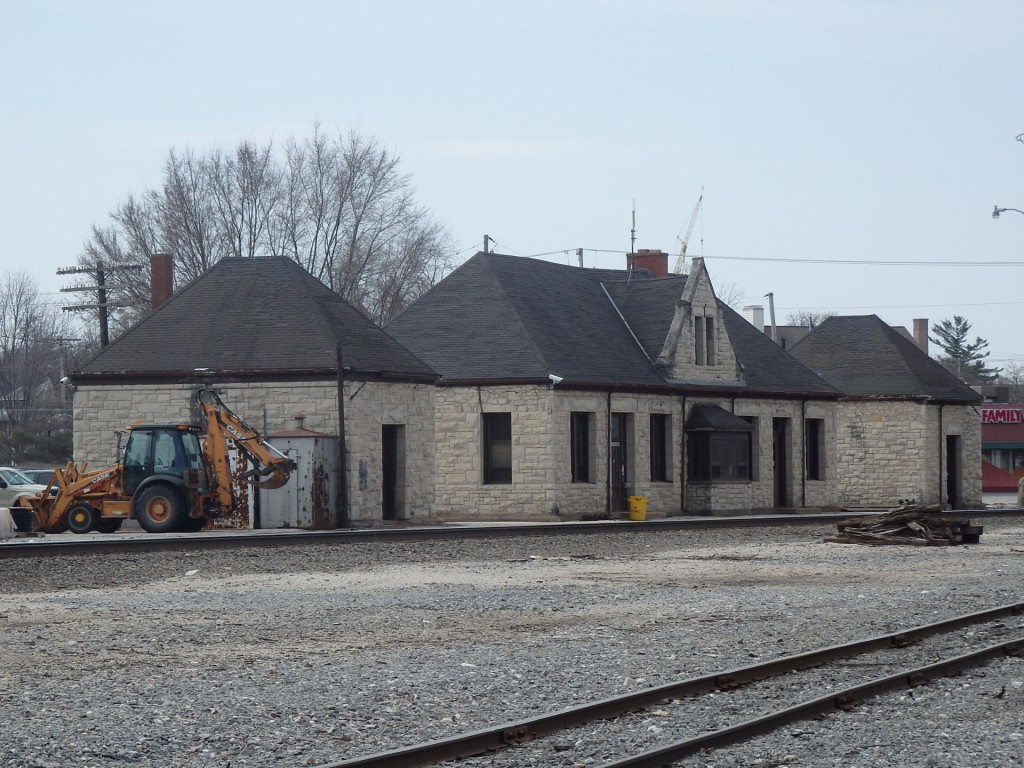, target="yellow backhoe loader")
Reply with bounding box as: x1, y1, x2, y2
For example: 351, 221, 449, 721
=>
25, 388, 295, 534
